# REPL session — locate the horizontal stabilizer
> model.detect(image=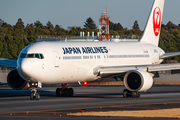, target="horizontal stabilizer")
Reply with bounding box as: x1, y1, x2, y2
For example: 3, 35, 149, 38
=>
160, 52, 180, 59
